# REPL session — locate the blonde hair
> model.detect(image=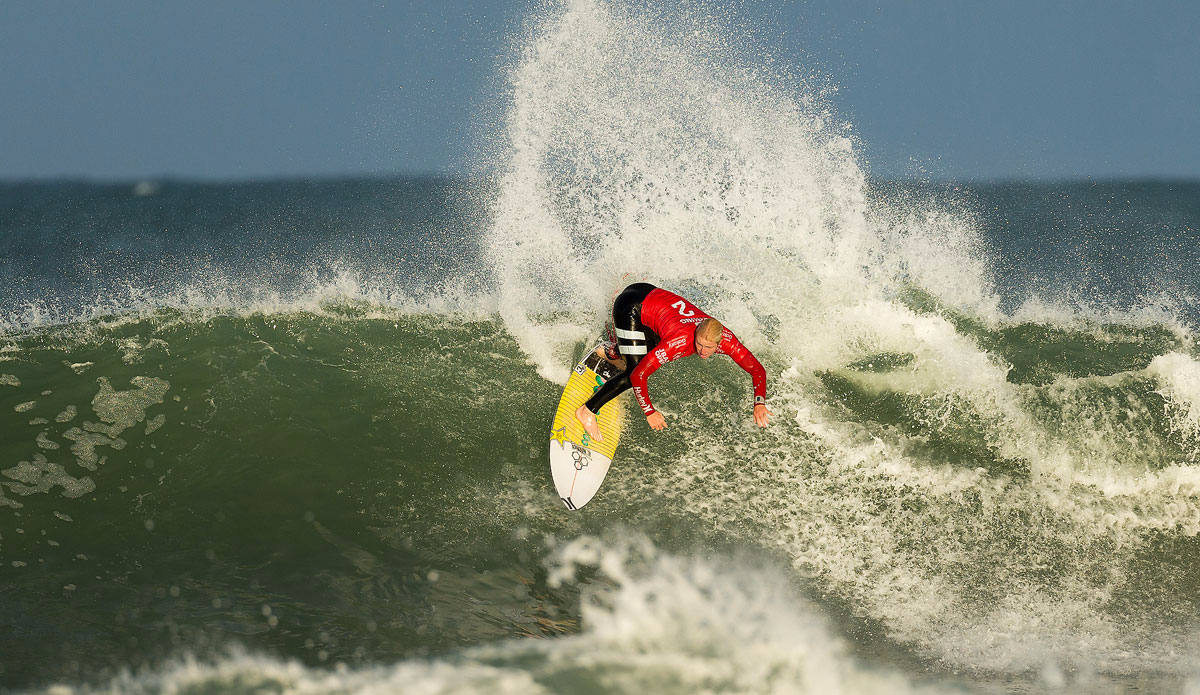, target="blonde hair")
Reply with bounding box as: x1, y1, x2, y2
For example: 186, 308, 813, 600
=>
696, 318, 724, 343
